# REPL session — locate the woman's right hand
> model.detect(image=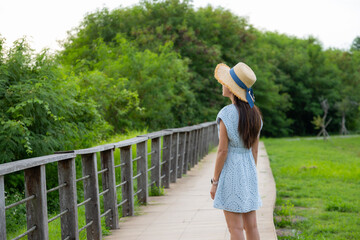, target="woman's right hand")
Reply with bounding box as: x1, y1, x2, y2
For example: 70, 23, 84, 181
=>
210, 184, 218, 200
